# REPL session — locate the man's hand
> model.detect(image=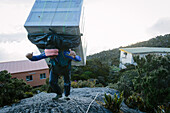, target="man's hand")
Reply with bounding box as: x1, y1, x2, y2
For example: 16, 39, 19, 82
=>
69, 49, 76, 58
26, 52, 33, 59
